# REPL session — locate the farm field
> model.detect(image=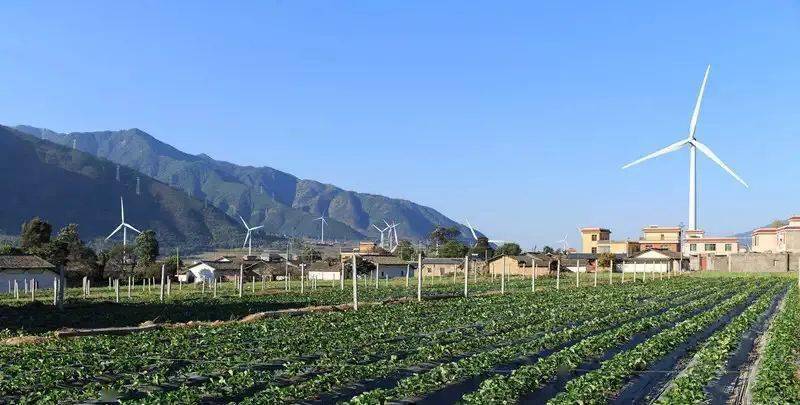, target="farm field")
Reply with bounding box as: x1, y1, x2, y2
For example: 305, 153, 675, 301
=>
2, 273, 799, 404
